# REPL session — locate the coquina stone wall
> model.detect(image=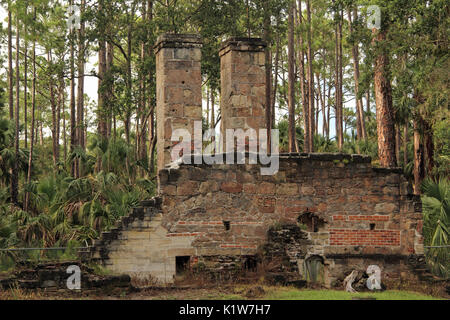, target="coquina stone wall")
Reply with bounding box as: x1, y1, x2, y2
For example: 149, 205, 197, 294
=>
157, 153, 424, 286
88, 153, 423, 286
